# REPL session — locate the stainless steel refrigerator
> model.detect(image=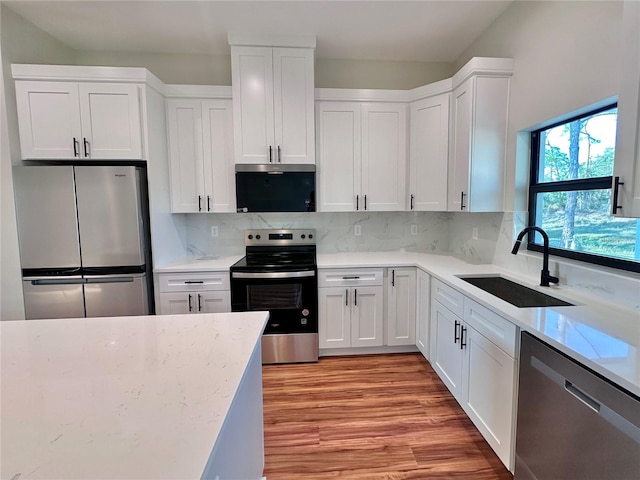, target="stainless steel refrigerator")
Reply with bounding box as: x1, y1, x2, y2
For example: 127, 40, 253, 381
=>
14, 165, 153, 319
